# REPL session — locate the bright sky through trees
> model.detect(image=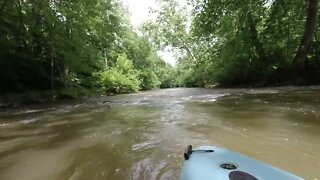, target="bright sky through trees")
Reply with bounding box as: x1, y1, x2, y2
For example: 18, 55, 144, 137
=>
124, 0, 157, 28
123, 0, 186, 66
